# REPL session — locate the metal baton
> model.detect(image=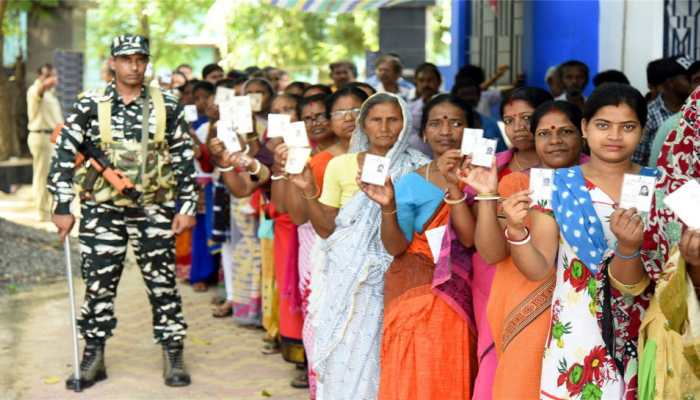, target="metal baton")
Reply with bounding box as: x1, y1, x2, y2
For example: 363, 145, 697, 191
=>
64, 236, 82, 392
